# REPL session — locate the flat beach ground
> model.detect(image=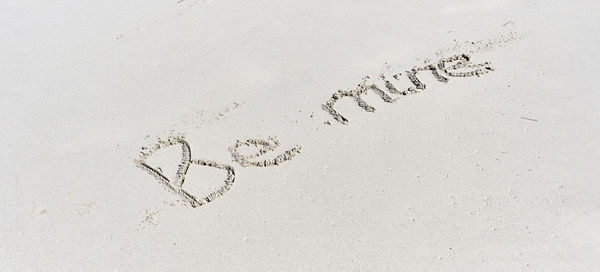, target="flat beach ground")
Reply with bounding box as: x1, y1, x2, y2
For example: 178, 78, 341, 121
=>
1, 0, 599, 271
